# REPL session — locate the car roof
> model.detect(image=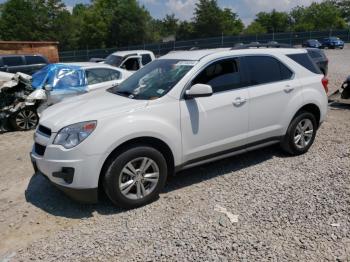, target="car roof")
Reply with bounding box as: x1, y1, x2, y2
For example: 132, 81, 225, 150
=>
110, 50, 153, 57
160, 48, 307, 61
0, 54, 44, 57
62, 62, 119, 69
